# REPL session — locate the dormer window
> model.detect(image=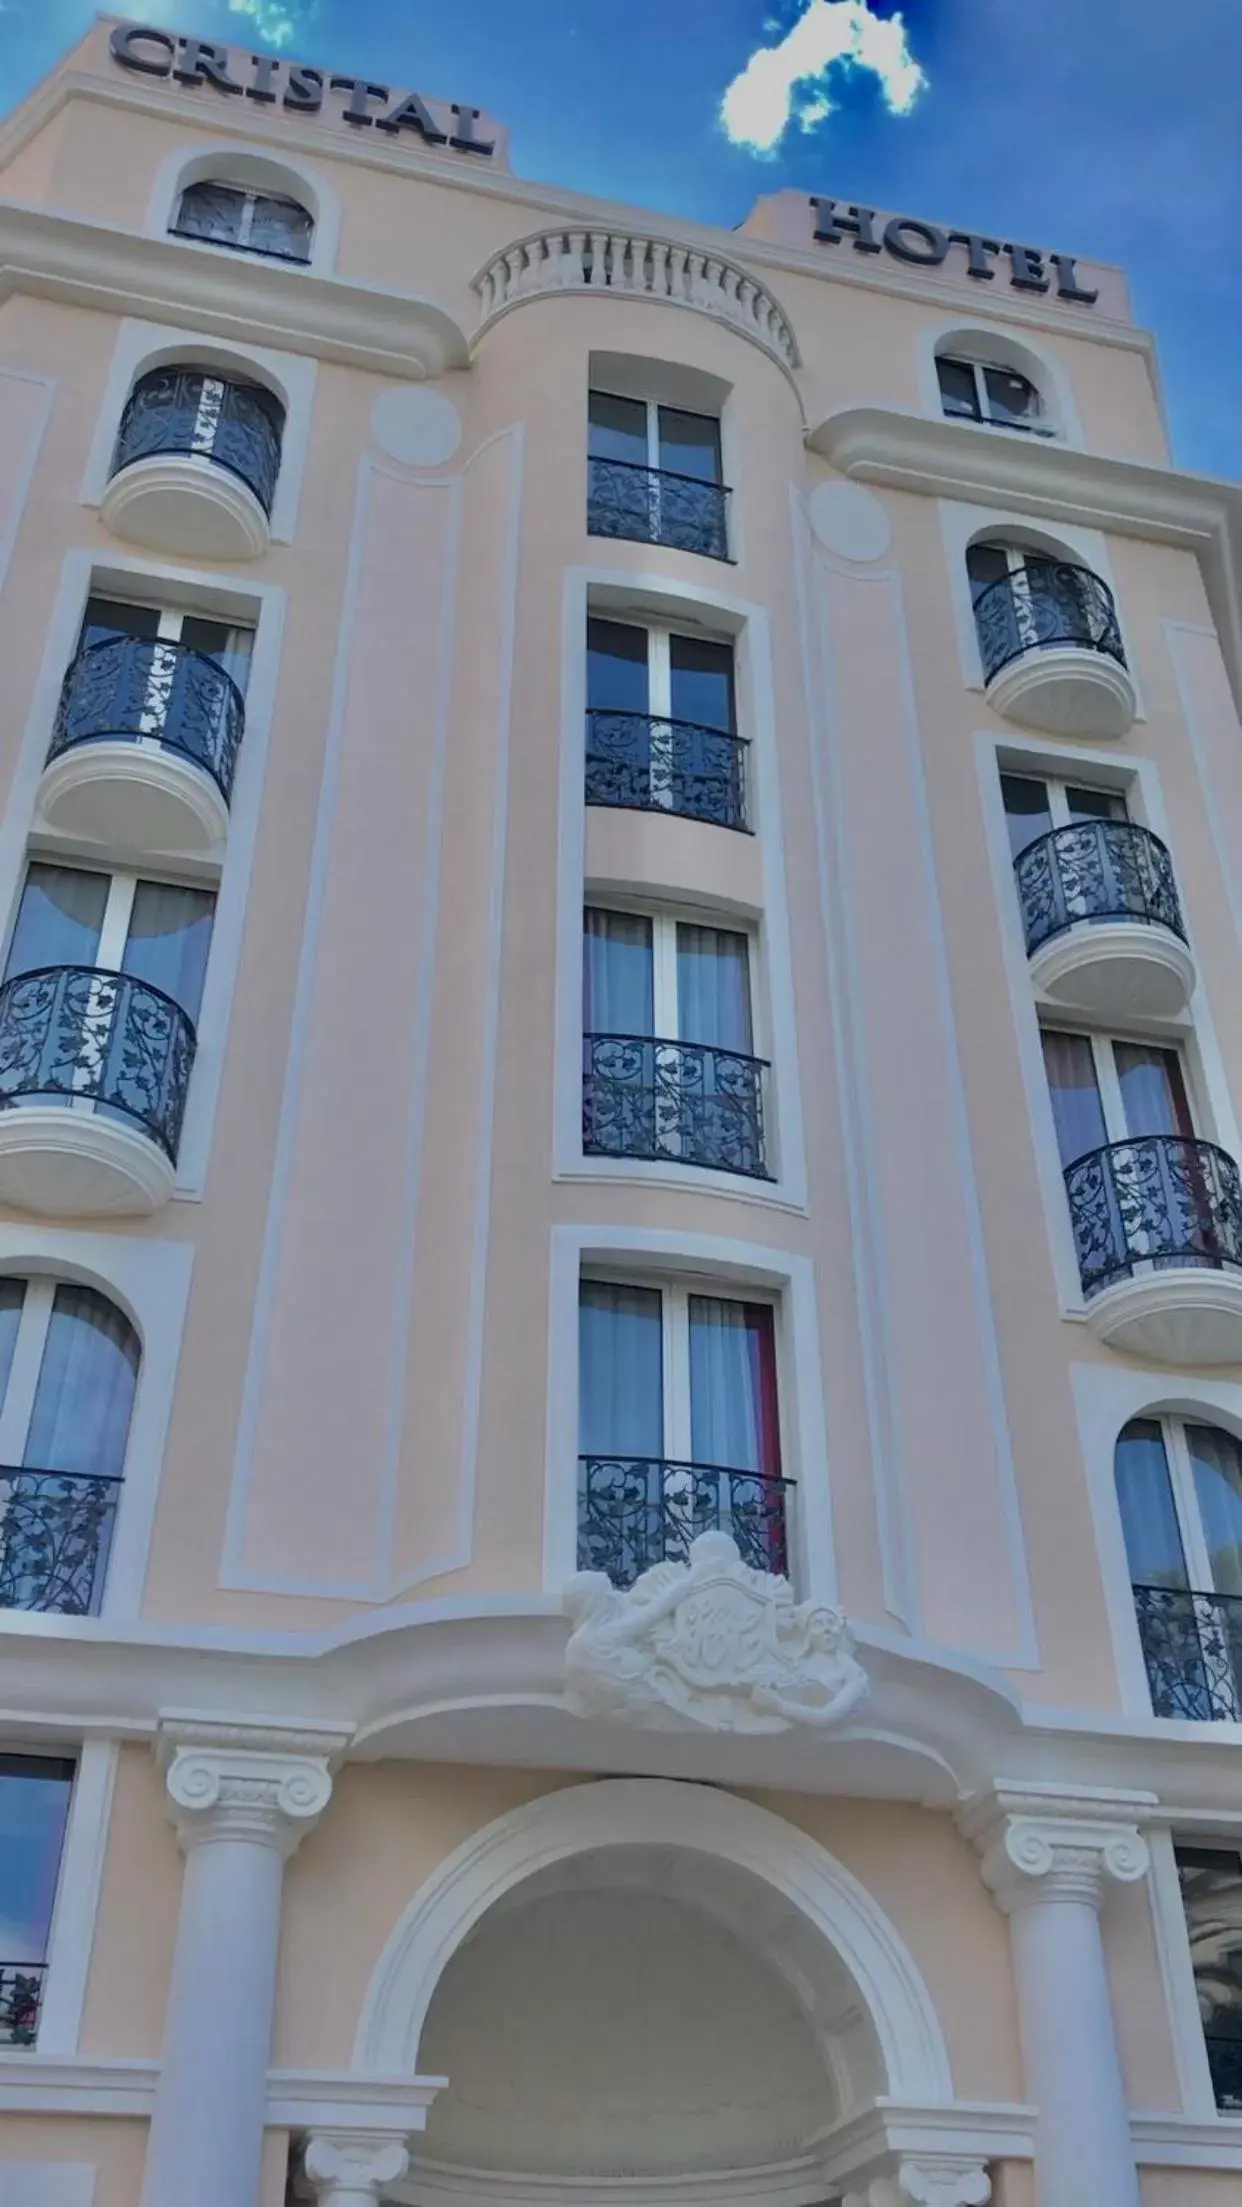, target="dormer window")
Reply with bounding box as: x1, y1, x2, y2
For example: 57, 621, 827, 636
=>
937, 354, 1049, 436
172, 180, 313, 265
